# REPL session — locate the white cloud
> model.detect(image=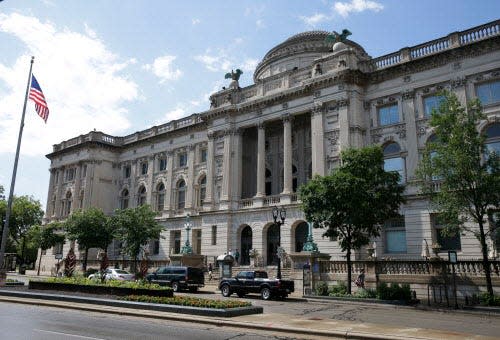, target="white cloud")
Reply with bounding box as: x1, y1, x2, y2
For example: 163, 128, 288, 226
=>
334, 0, 383, 18
256, 19, 265, 29
0, 13, 138, 156
194, 49, 258, 75
157, 107, 188, 124
192, 18, 200, 25
300, 13, 330, 27
143, 55, 182, 83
